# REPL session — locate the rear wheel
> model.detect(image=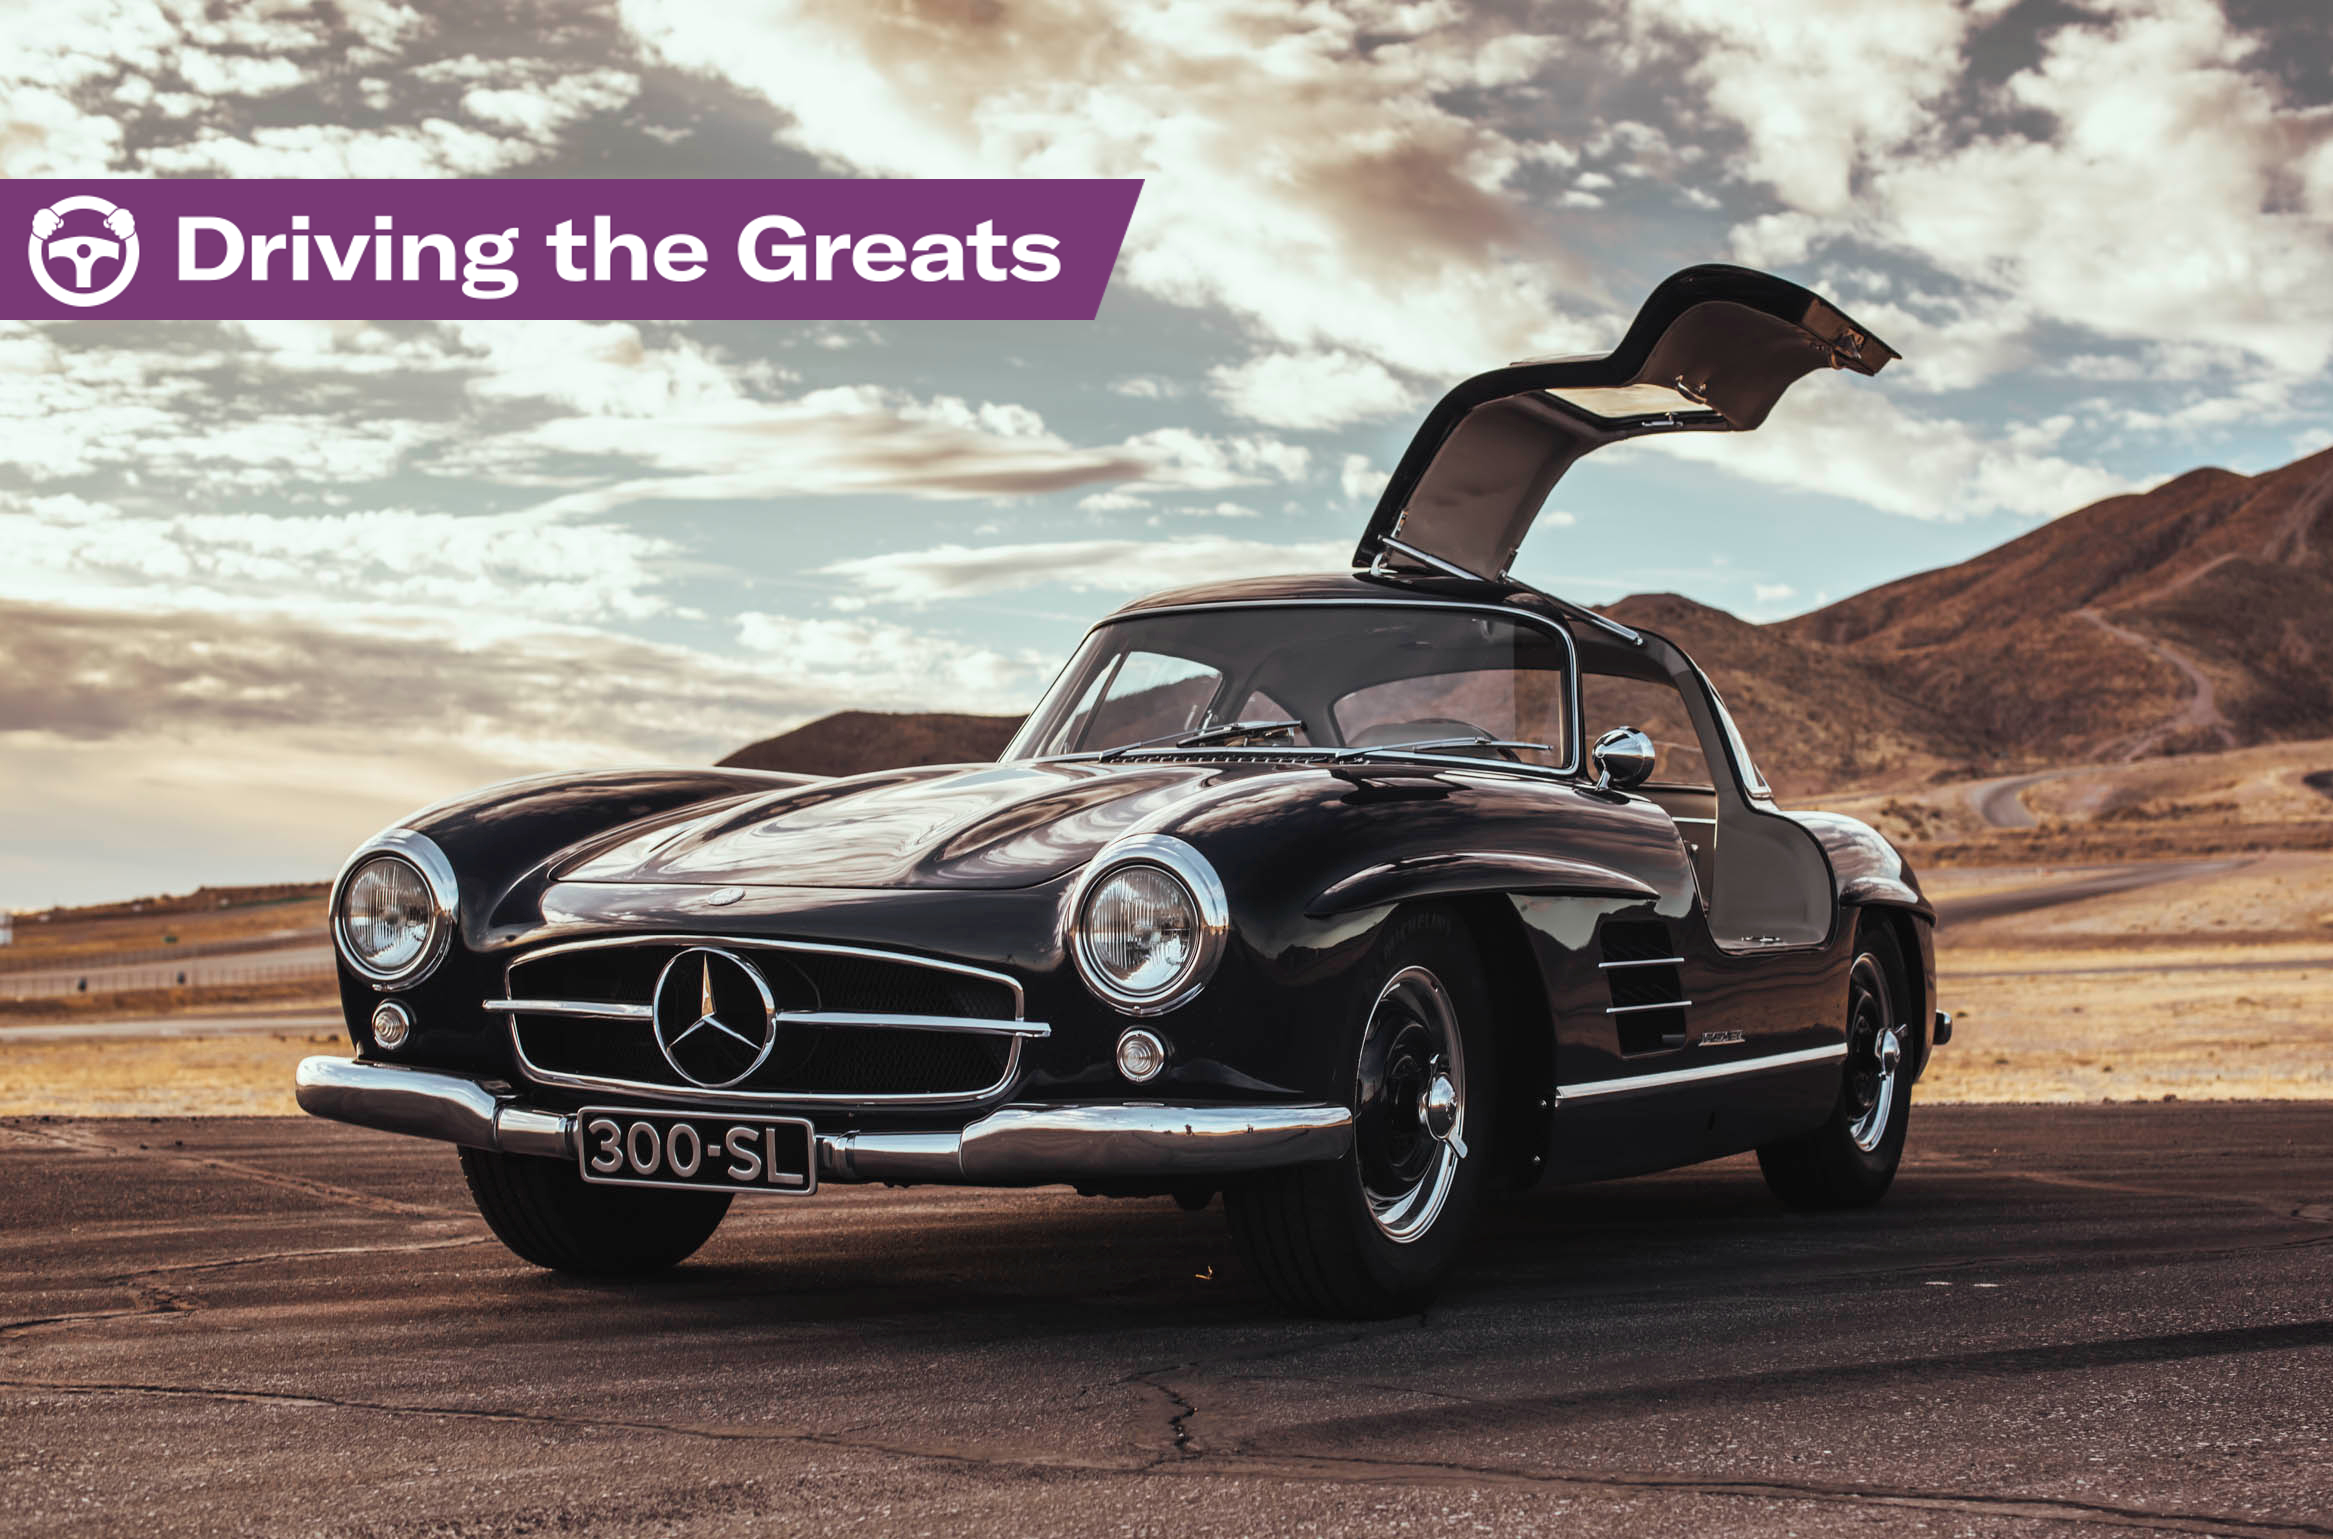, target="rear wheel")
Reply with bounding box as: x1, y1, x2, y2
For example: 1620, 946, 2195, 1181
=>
1757, 925, 1911, 1210
460, 1147, 730, 1276
1225, 909, 1496, 1317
